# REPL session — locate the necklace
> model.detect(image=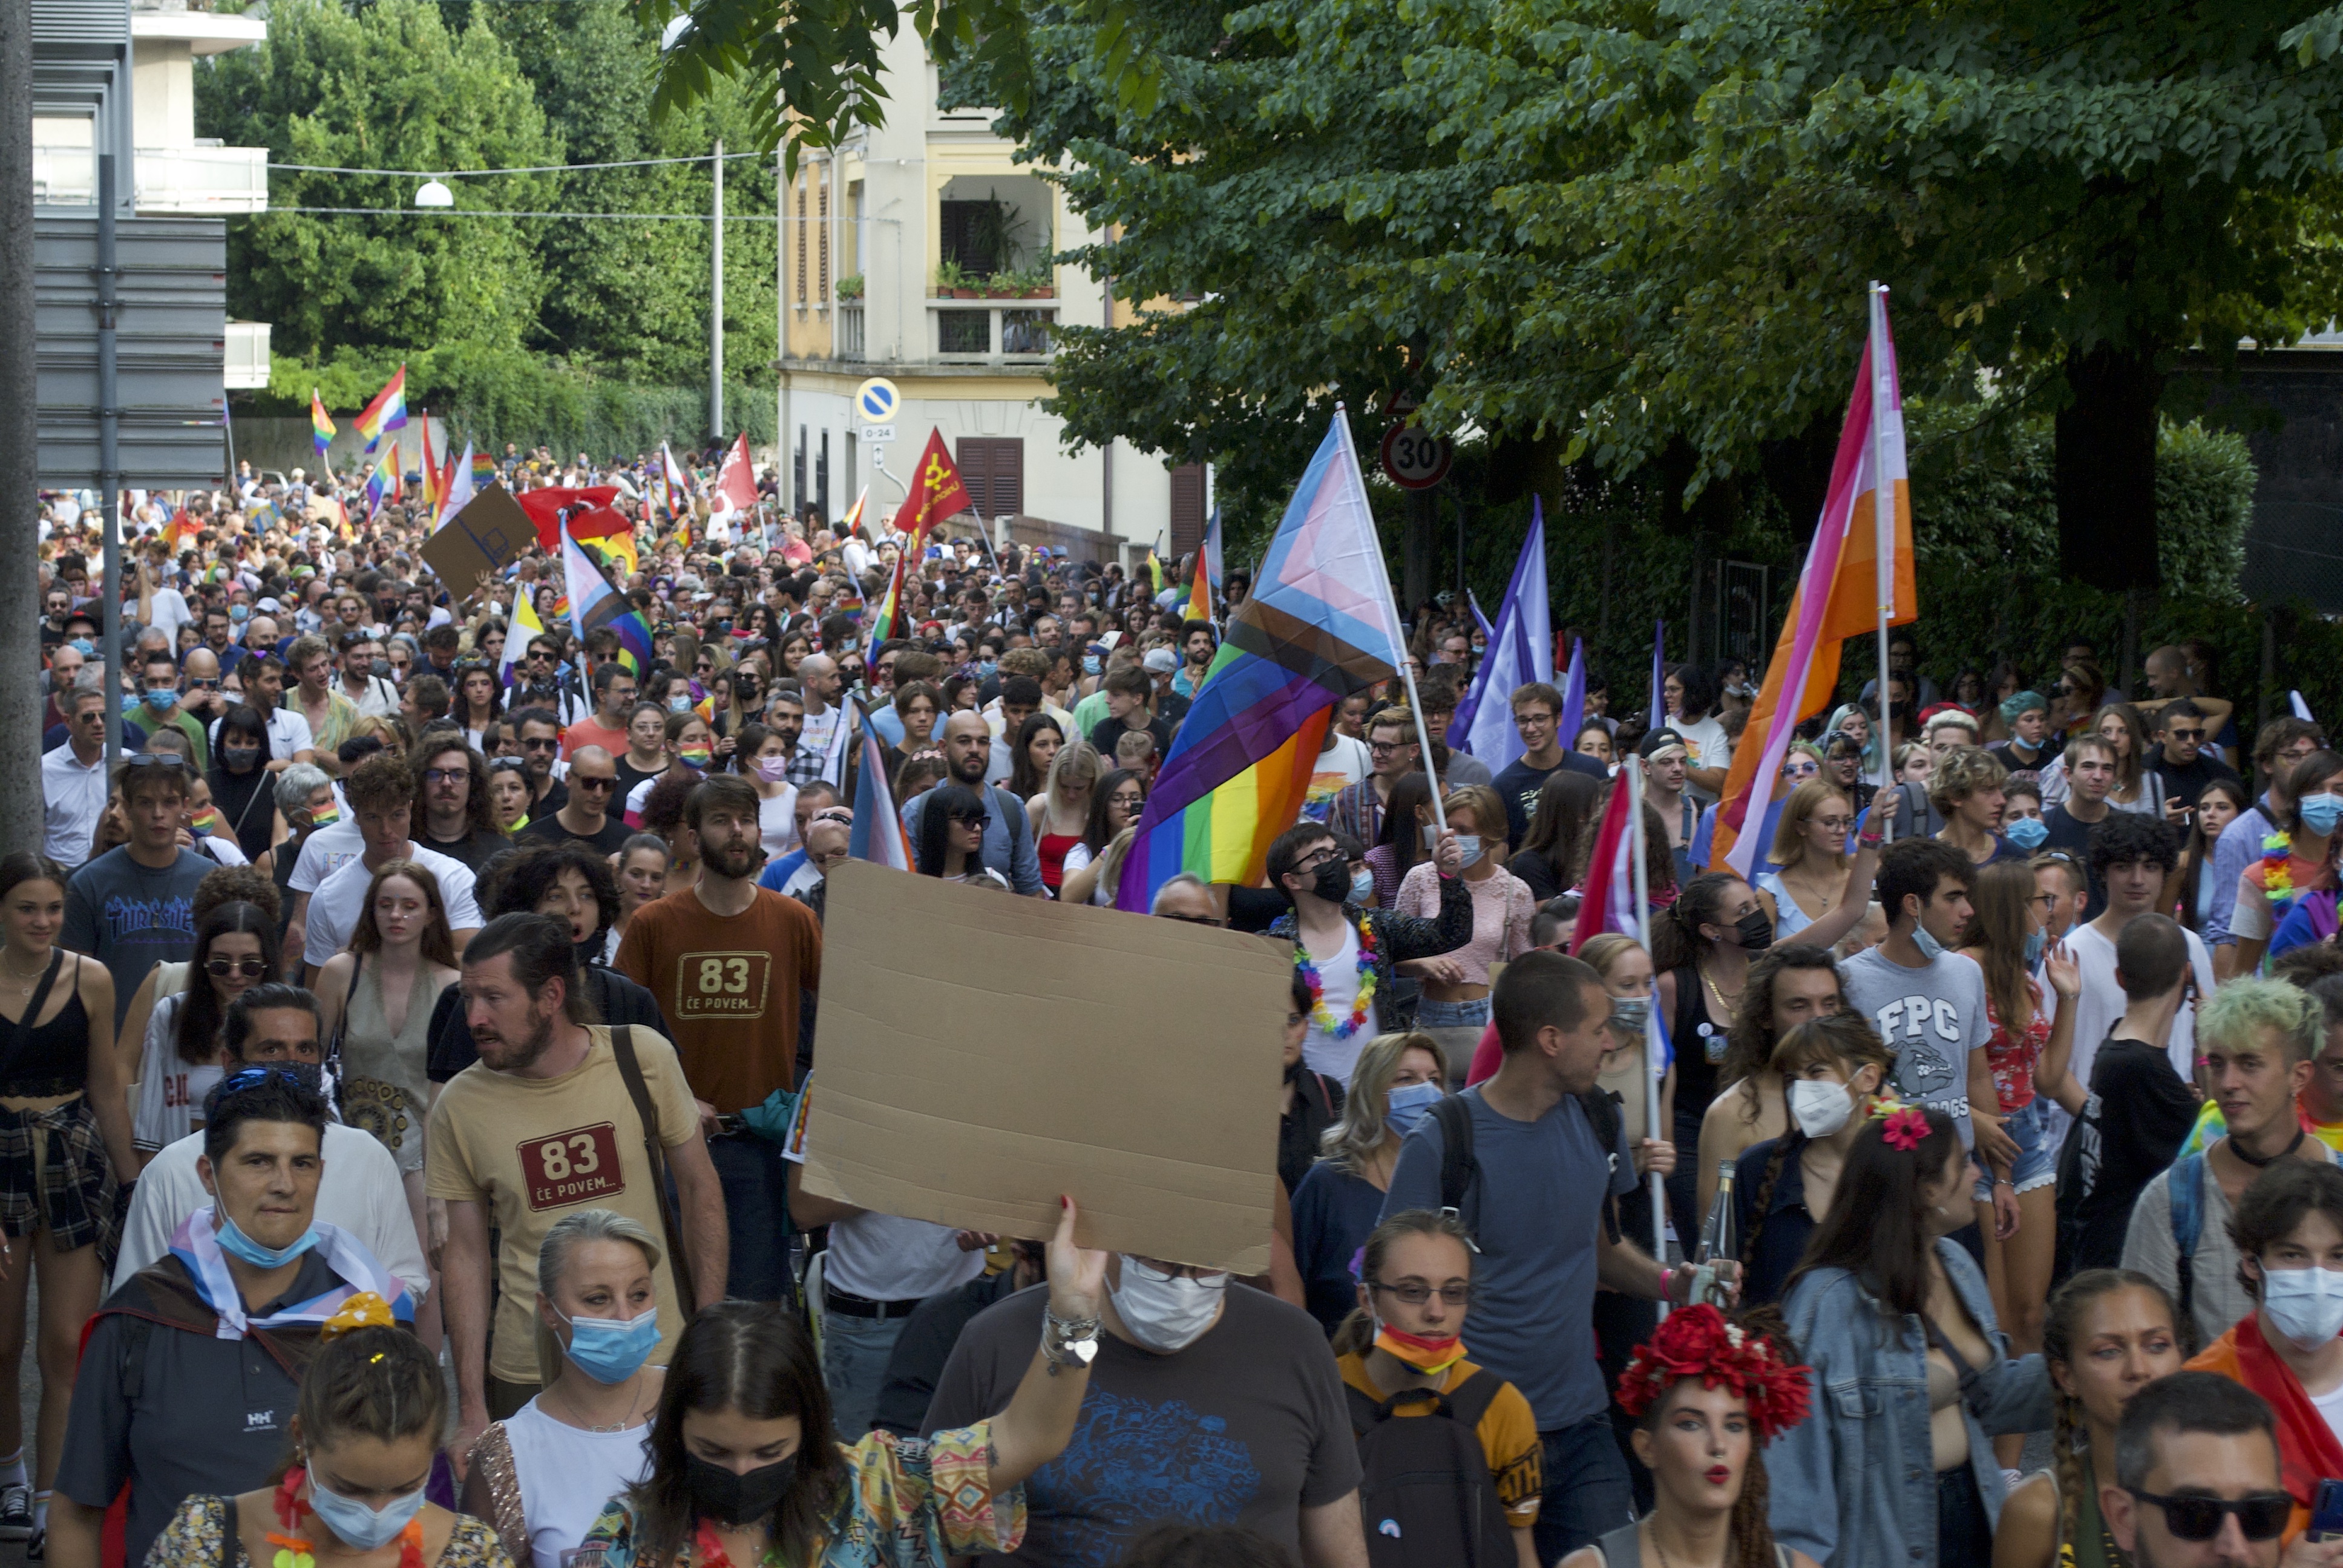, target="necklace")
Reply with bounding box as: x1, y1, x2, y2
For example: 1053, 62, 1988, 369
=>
1295, 909, 1379, 1041
552, 1376, 646, 1432
2231, 1125, 2306, 1169
0, 950, 48, 1001
1699, 961, 1743, 1014
693, 1519, 776, 1568
271, 1467, 425, 1568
